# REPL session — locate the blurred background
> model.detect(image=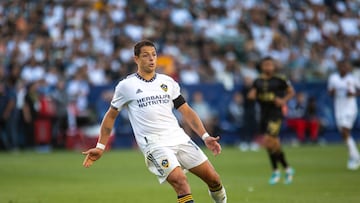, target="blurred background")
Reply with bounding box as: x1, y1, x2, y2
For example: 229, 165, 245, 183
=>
0, 0, 359, 152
